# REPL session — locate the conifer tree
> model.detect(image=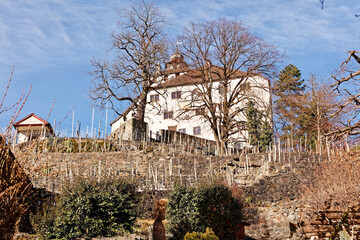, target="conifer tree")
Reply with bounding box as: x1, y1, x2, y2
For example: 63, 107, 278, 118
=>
259, 120, 273, 152
246, 100, 261, 146
246, 100, 273, 152
274, 64, 305, 145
